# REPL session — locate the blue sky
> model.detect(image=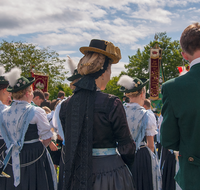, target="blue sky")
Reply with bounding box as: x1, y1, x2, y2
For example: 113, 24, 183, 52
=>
0, 0, 200, 79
